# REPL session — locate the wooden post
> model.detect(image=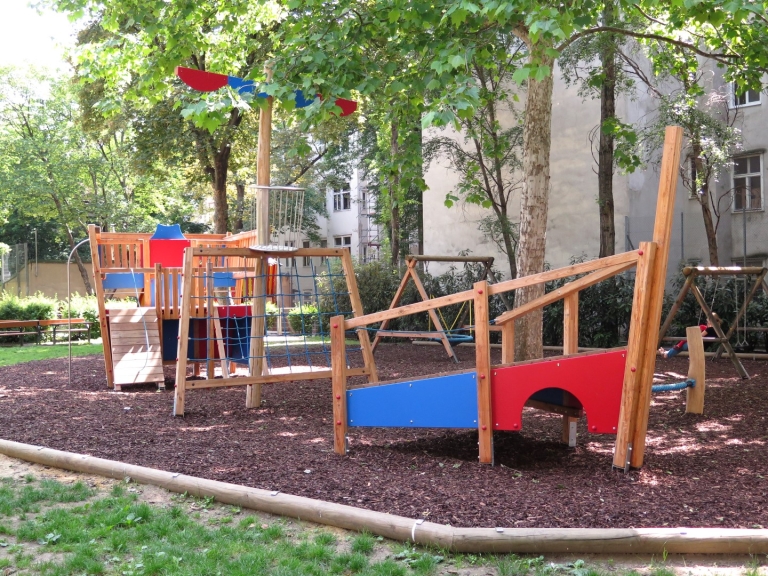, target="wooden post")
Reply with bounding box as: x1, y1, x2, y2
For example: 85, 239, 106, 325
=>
371, 258, 415, 352
685, 326, 706, 414
562, 292, 579, 446
613, 241, 657, 469
173, 248, 195, 416
500, 321, 514, 364
340, 250, 378, 383
246, 256, 267, 408
330, 315, 348, 455
474, 280, 493, 464
256, 67, 273, 248
205, 260, 215, 378
88, 225, 115, 389
628, 125, 684, 469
